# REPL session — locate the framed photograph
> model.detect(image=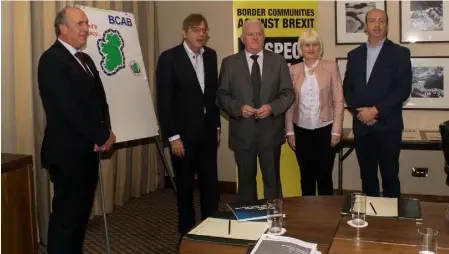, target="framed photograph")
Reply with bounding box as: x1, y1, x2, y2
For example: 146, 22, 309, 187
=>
335, 1, 386, 45
400, 0, 449, 43
404, 57, 449, 110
